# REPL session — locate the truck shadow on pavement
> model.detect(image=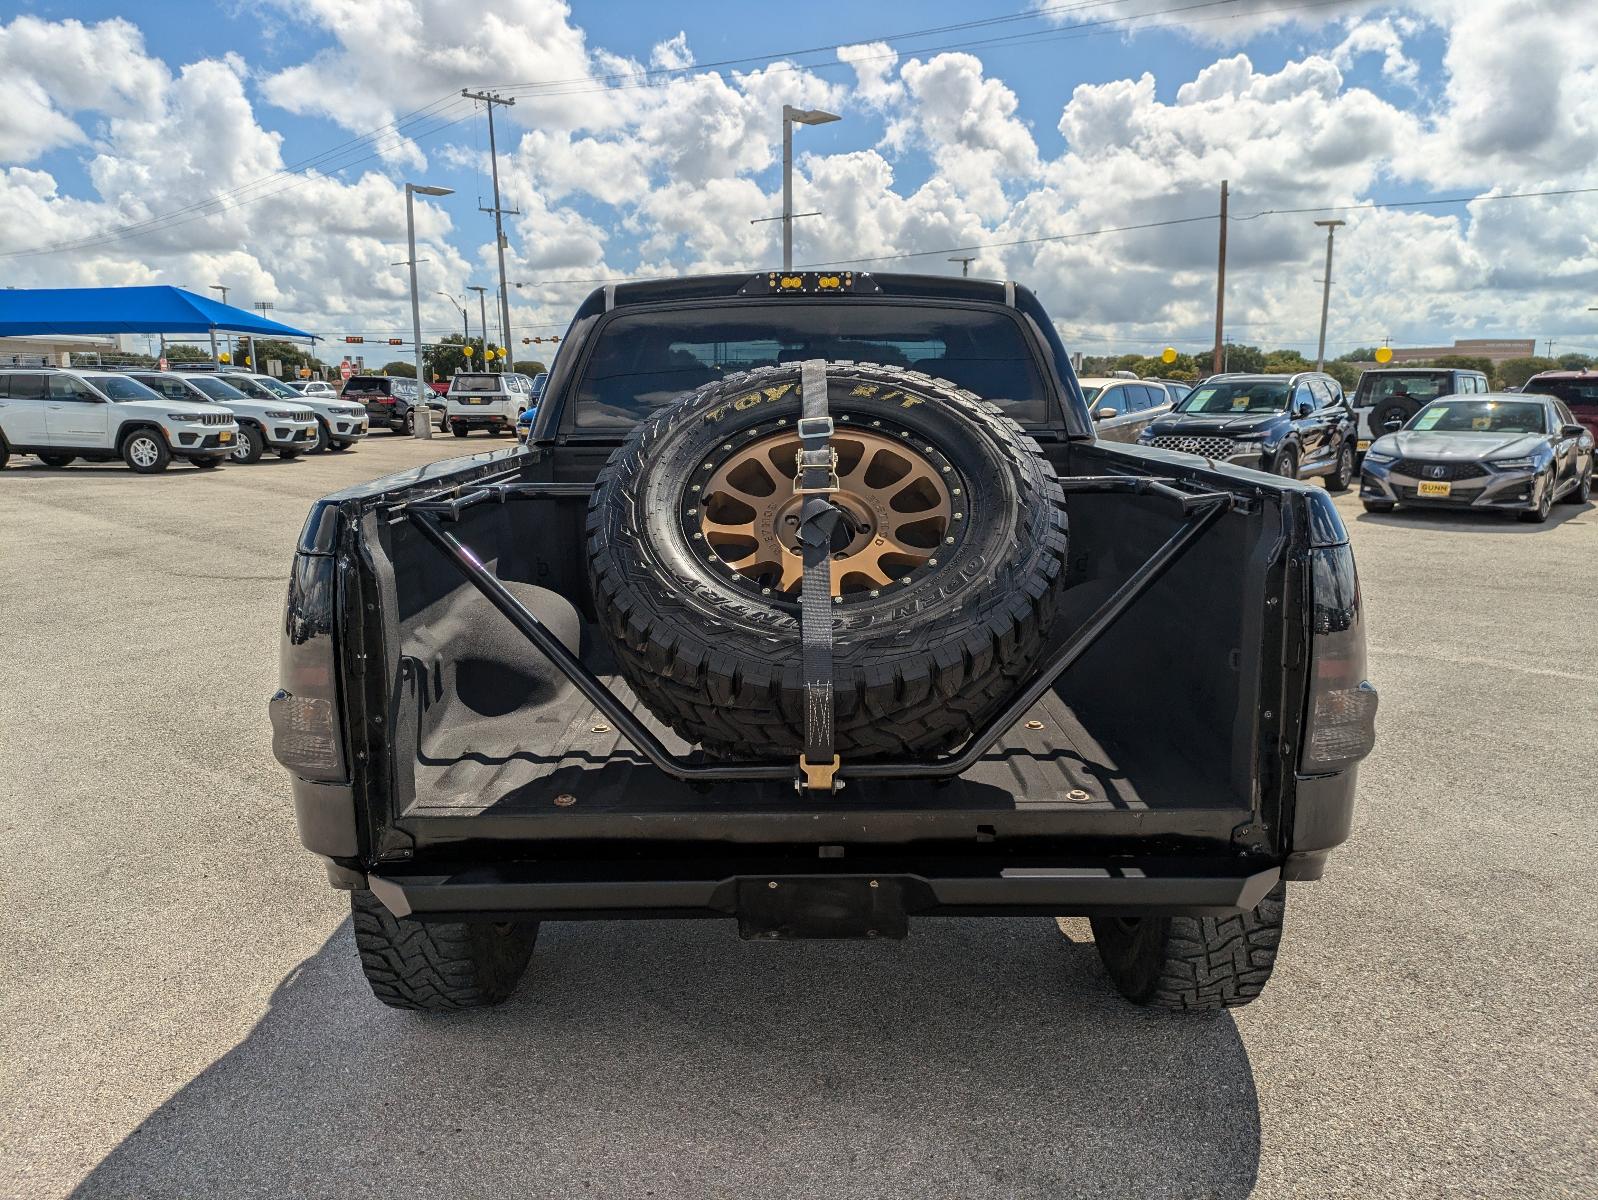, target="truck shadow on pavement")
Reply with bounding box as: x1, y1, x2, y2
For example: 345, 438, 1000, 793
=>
72, 916, 1262, 1200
